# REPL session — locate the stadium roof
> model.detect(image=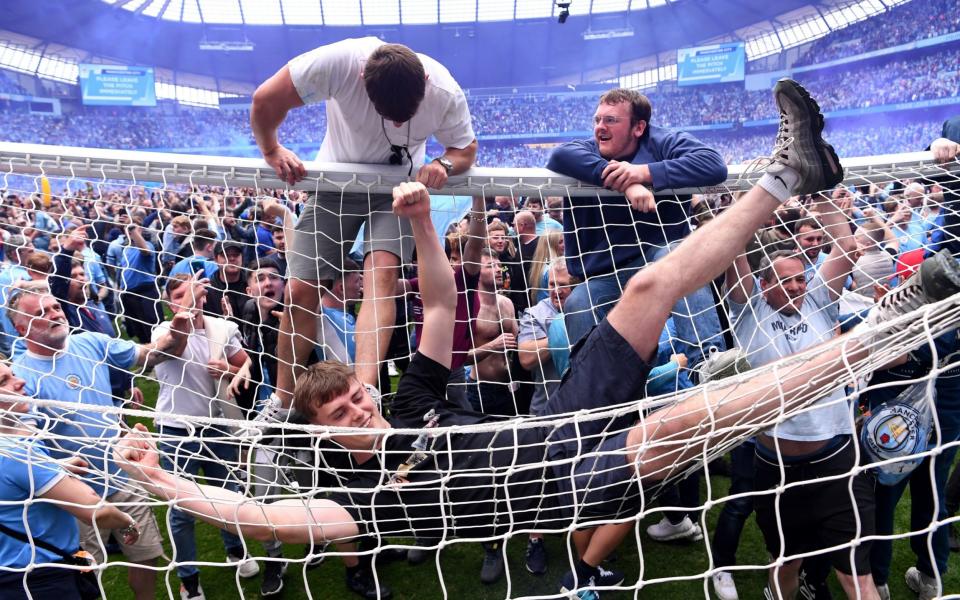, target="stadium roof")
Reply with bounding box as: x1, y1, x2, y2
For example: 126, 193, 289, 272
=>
0, 0, 909, 93
100, 0, 686, 25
